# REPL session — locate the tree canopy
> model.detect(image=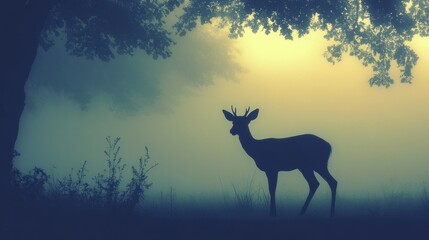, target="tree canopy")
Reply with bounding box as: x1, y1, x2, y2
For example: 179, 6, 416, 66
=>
175, 0, 429, 87
40, 0, 183, 61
